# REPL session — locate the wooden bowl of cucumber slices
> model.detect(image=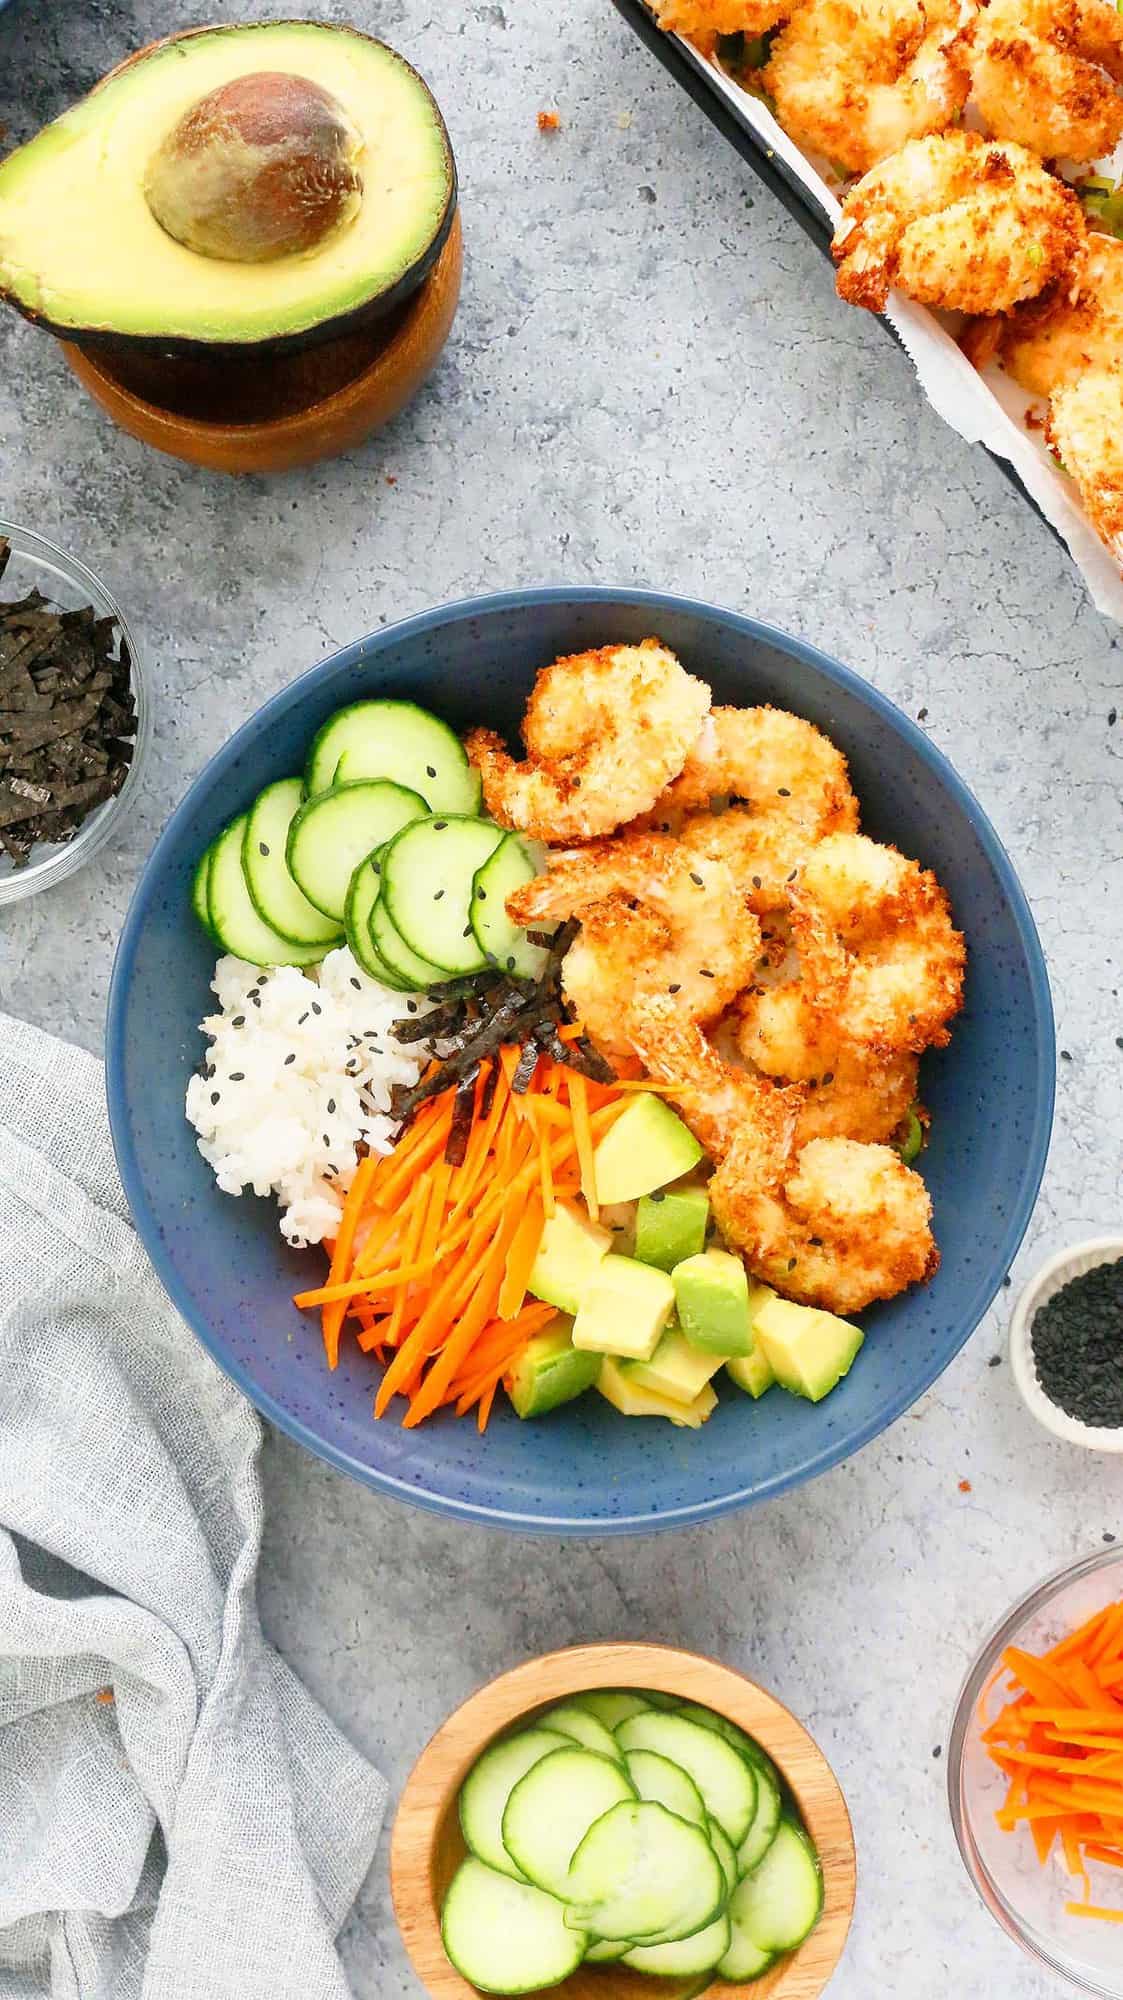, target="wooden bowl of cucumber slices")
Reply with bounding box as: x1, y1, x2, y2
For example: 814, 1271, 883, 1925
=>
390, 1642, 855, 2000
